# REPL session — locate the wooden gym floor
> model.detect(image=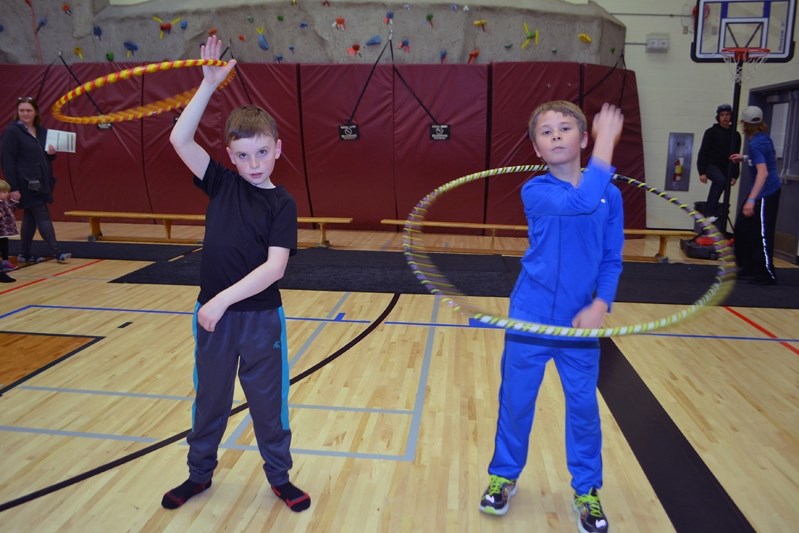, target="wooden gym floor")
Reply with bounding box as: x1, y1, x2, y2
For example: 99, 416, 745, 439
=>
0, 223, 796, 532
